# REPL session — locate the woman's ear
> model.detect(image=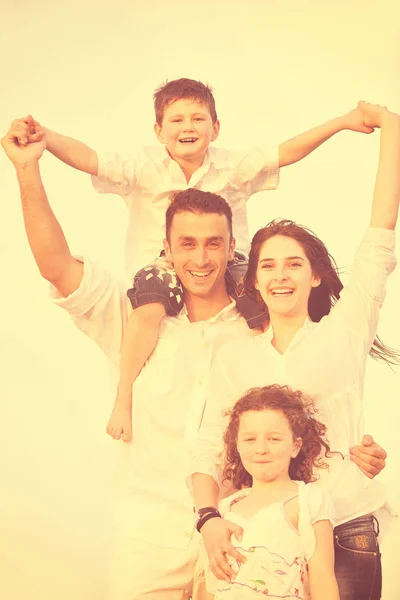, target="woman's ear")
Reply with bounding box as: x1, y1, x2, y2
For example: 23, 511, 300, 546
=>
311, 274, 321, 288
